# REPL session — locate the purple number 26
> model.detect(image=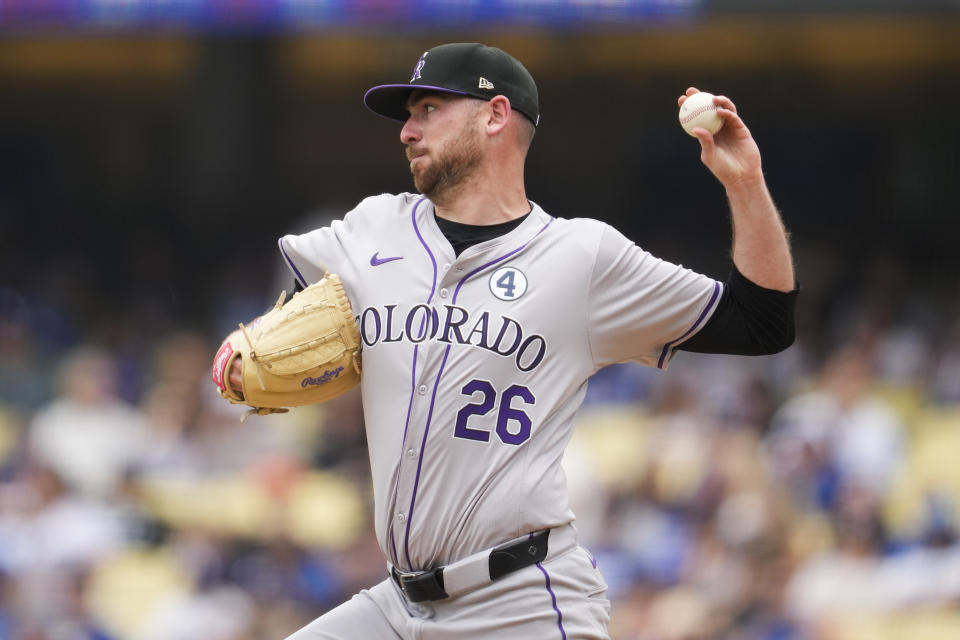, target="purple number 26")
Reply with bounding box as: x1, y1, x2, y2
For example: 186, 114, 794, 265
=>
454, 379, 535, 445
